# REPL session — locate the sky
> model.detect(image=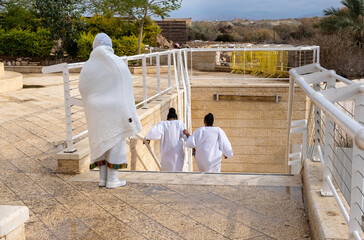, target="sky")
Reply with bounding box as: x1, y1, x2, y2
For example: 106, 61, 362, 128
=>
167, 0, 343, 21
